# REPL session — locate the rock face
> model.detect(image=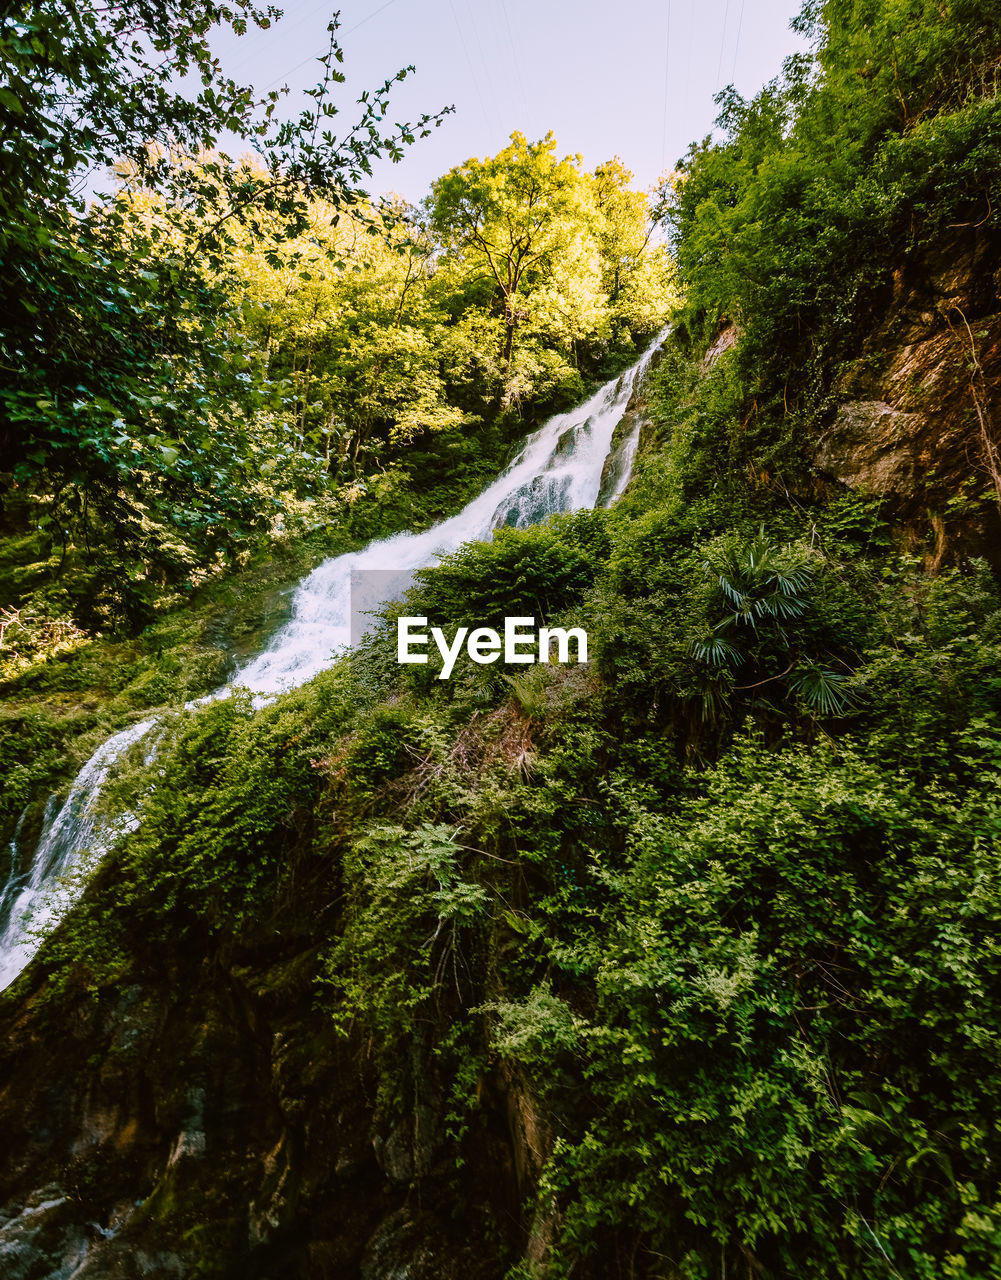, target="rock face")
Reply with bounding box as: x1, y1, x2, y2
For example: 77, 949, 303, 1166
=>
0, 919, 531, 1279
597, 347, 664, 506
813, 400, 928, 497
811, 225, 1001, 566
